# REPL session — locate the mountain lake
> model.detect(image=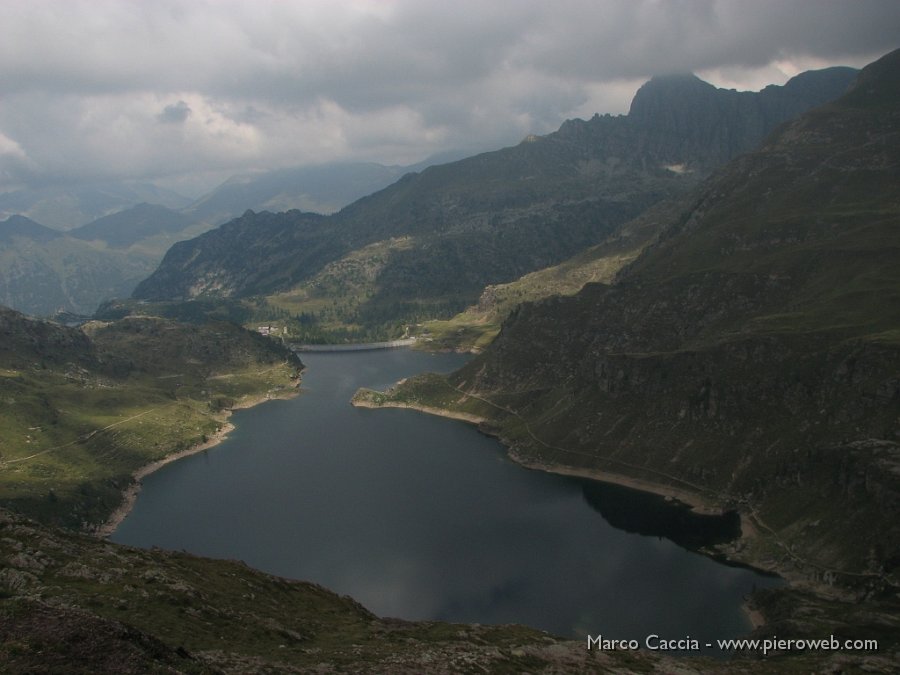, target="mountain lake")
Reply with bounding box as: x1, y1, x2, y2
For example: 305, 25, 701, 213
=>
111, 348, 779, 646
